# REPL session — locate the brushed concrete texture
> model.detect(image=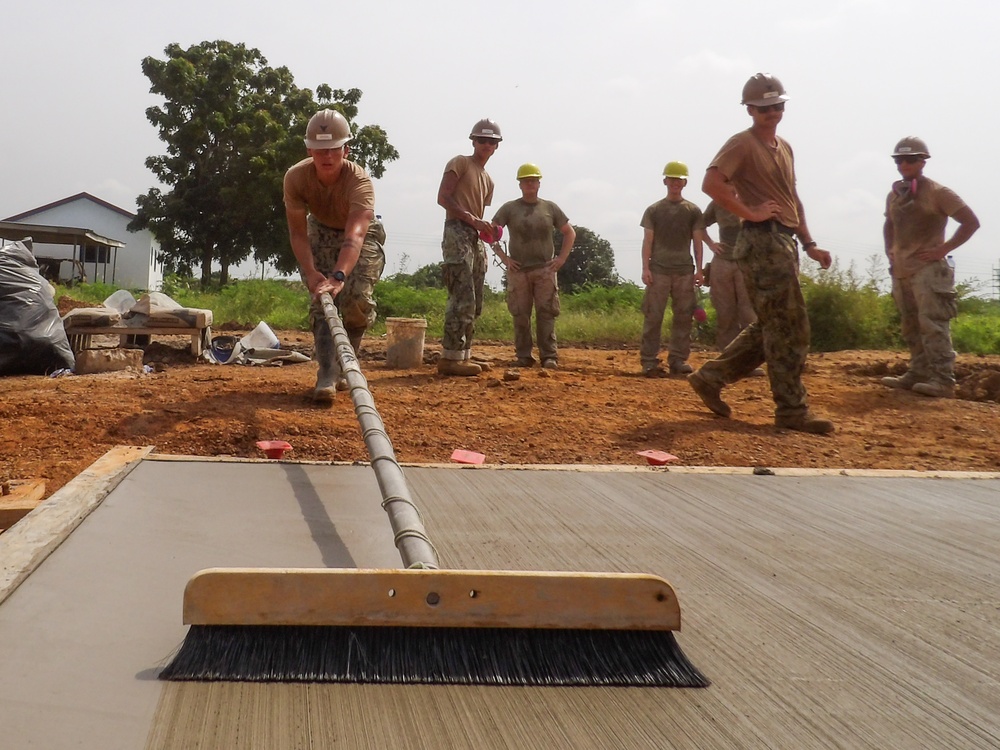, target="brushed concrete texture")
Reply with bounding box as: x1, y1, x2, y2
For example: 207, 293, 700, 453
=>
0, 458, 399, 749
1, 459, 998, 749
